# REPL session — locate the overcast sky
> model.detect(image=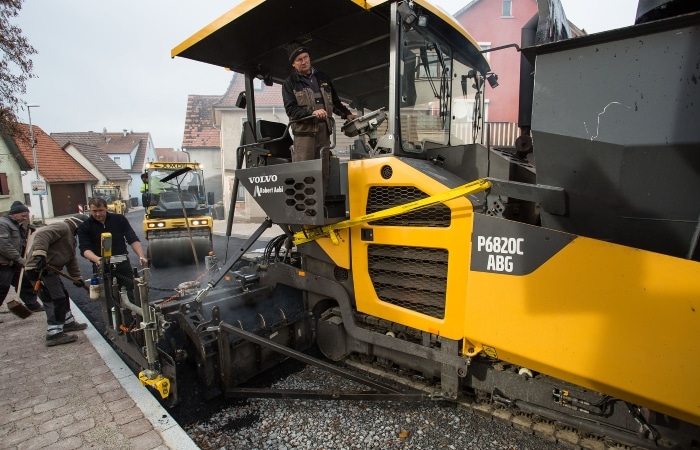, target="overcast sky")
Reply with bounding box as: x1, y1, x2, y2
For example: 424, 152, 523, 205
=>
16, 0, 639, 150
